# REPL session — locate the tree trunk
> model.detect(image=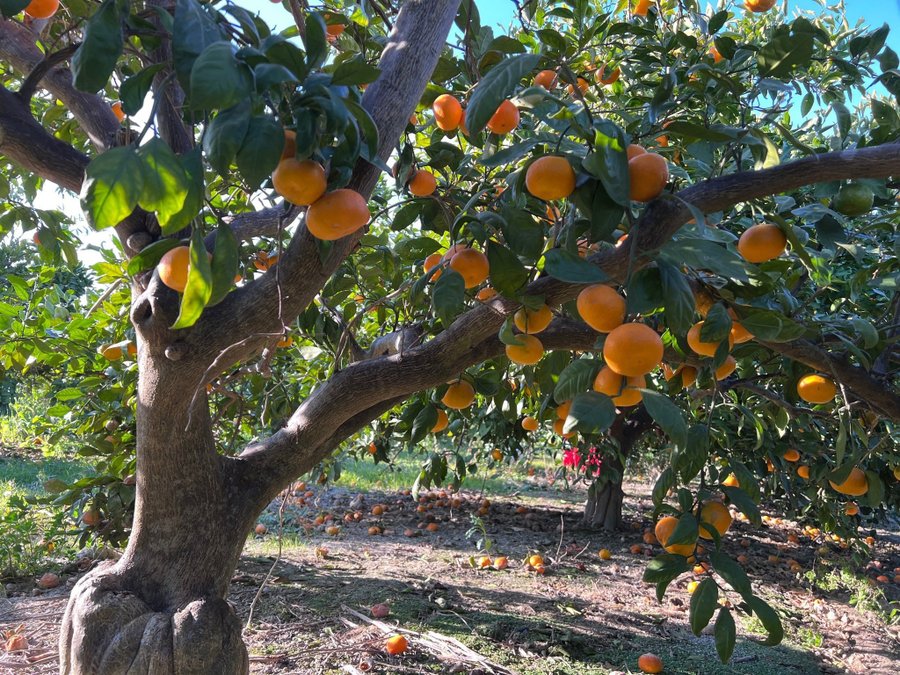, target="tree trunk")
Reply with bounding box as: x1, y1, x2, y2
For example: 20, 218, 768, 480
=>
59, 332, 260, 674
582, 478, 624, 531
